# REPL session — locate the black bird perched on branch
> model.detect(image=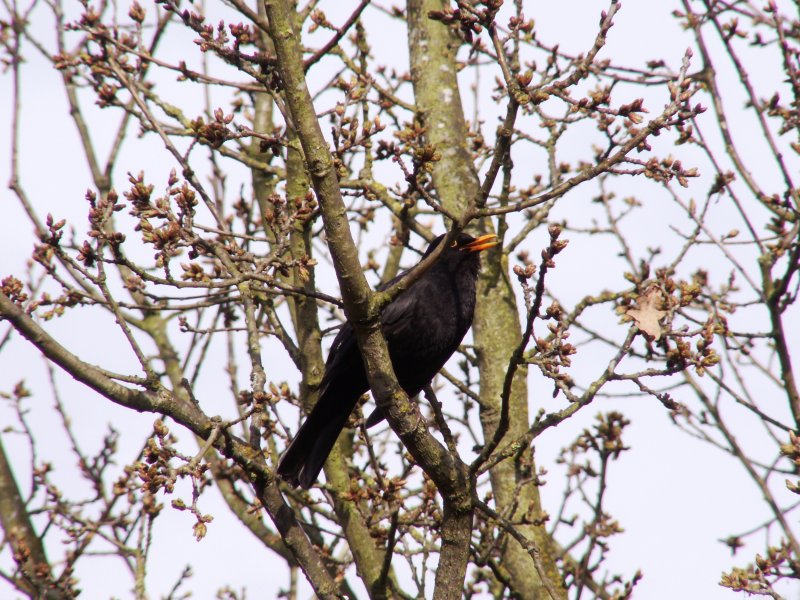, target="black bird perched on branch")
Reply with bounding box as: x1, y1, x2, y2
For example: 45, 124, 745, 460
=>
277, 232, 498, 489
